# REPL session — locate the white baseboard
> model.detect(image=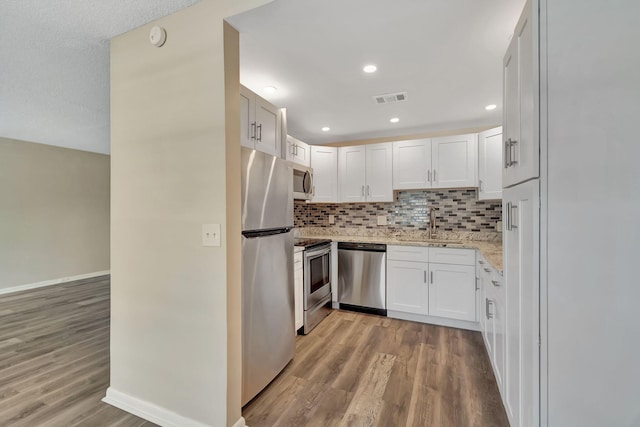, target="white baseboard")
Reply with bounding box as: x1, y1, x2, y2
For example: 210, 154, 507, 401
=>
387, 310, 480, 332
0, 270, 110, 295
232, 417, 247, 427
103, 387, 217, 427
